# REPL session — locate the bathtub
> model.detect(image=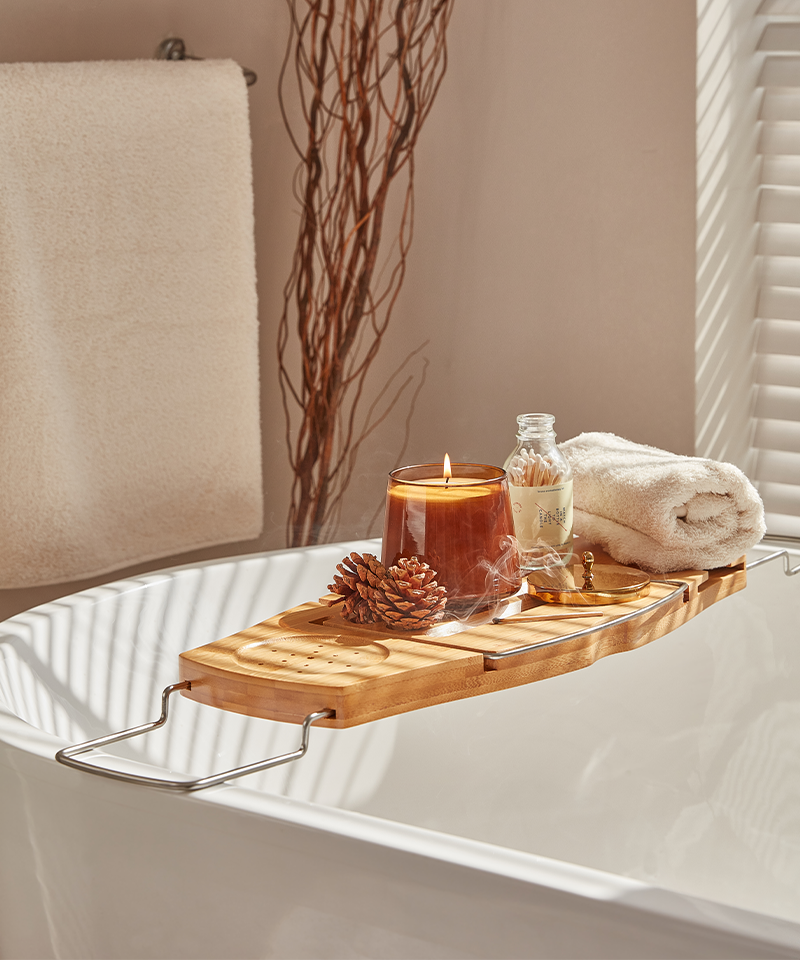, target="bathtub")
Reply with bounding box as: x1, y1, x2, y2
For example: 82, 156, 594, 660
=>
1, 540, 799, 959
